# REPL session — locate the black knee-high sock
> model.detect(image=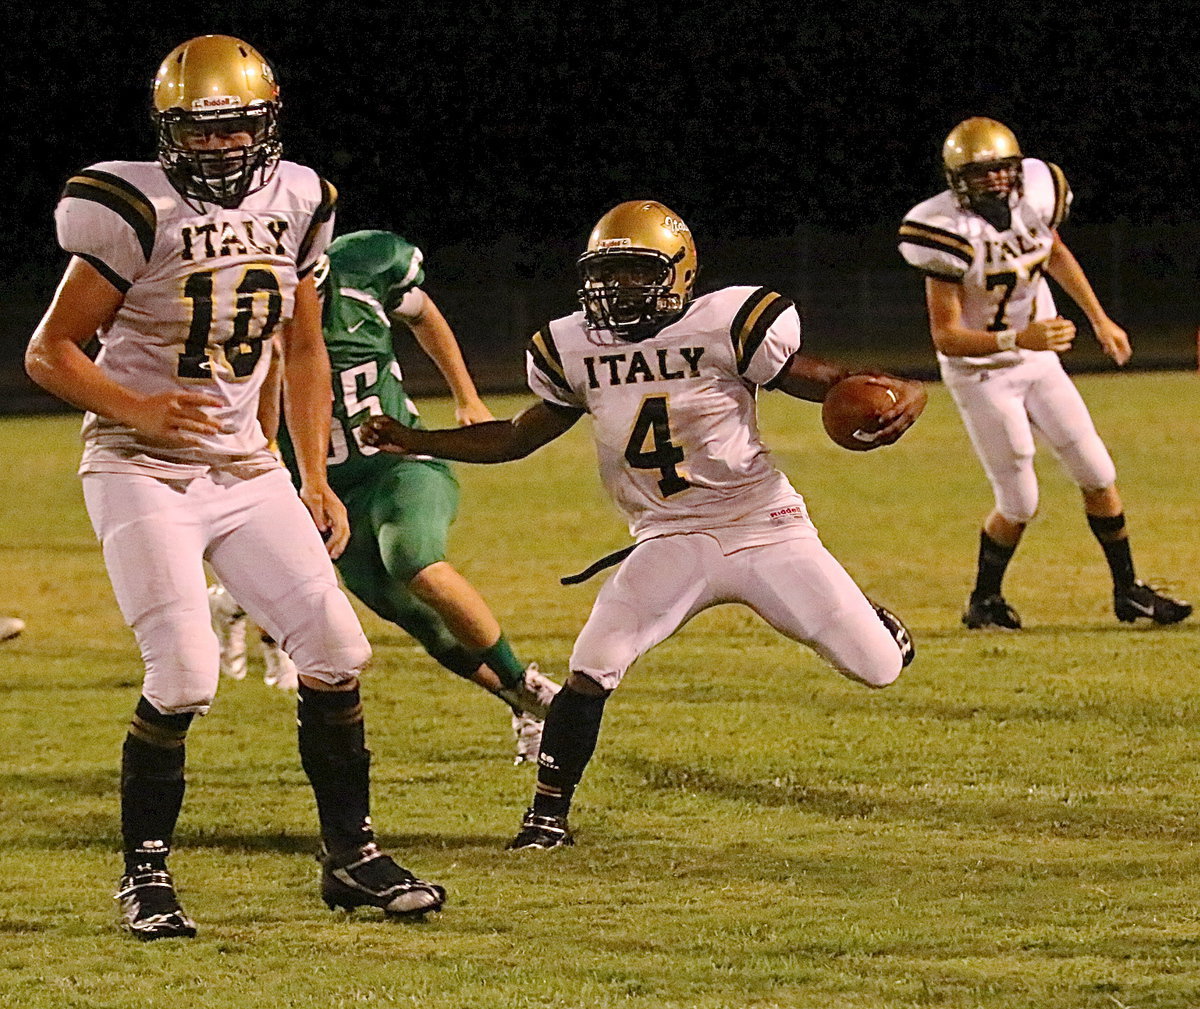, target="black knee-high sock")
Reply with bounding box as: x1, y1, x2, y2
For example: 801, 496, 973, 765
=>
531, 683, 608, 820
297, 683, 373, 854
121, 696, 193, 872
1087, 512, 1135, 590
972, 530, 1017, 599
